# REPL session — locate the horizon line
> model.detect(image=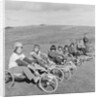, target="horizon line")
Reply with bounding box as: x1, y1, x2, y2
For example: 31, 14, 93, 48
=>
5, 24, 95, 28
